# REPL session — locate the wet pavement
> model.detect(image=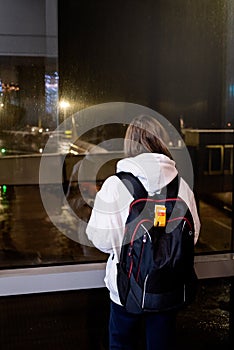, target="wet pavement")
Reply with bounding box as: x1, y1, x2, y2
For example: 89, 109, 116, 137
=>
176, 278, 232, 349
0, 278, 232, 349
